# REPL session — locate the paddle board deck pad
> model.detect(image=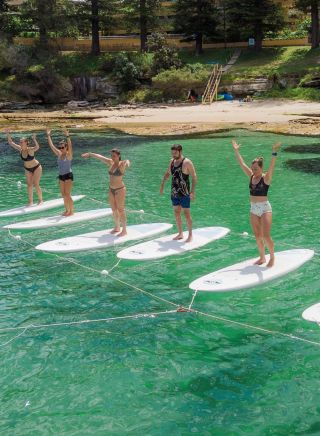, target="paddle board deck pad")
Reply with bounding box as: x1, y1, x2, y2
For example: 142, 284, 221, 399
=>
117, 227, 230, 260
302, 303, 320, 324
36, 223, 173, 253
3, 208, 112, 230
189, 249, 314, 292
0, 195, 85, 218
